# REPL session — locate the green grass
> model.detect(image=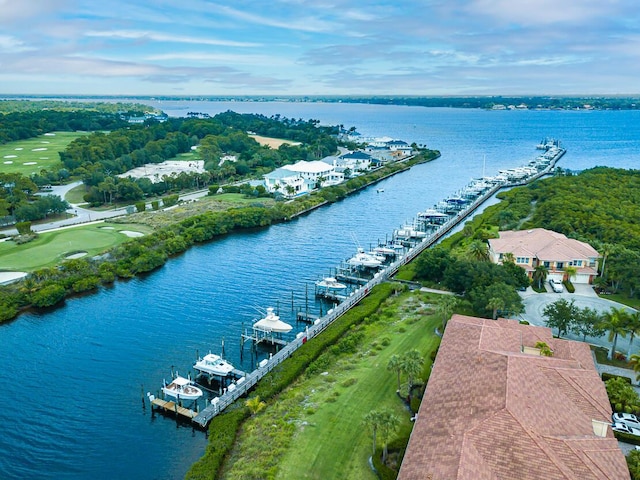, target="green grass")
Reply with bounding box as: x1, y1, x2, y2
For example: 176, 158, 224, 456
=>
599, 292, 640, 310
220, 291, 441, 480
0, 222, 152, 271
0, 131, 89, 175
